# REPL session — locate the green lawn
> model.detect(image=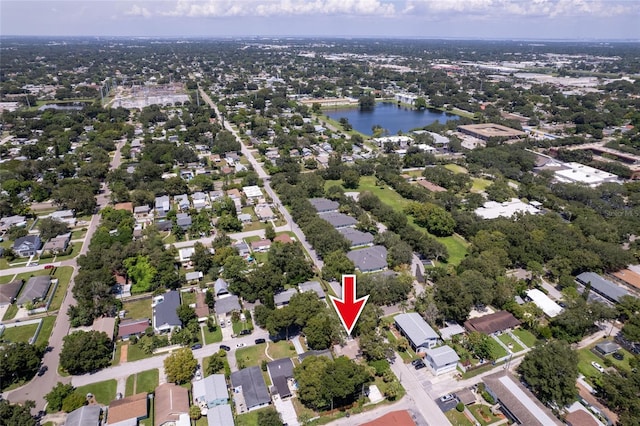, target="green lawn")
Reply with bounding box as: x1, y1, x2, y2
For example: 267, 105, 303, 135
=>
70, 229, 88, 240
232, 314, 254, 335
497, 333, 524, 353
236, 341, 296, 369
435, 234, 469, 266
126, 369, 159, 396
123, 298, 153, 320
444, 164, 469, 174
34, 316, 55, 347
512, 329, 537, 348
577, 348, 604, 379
76, 379, 117, 405
606, 348, 634, 372
181, 291, 196, 306
0, 274, 16, 284
126, 339, 166, 362
471, 178, 492, 193
488, 339, 508, 359
469, 404, 504, 426
203, 325, 223, 345
0, 323, 38, 343
445, 409, 475, 426
2, 304, 18, 321
325, 176, 409, 213
236, 406, 269, 426
48, 266, 73, 311
52, 244, 81, 262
